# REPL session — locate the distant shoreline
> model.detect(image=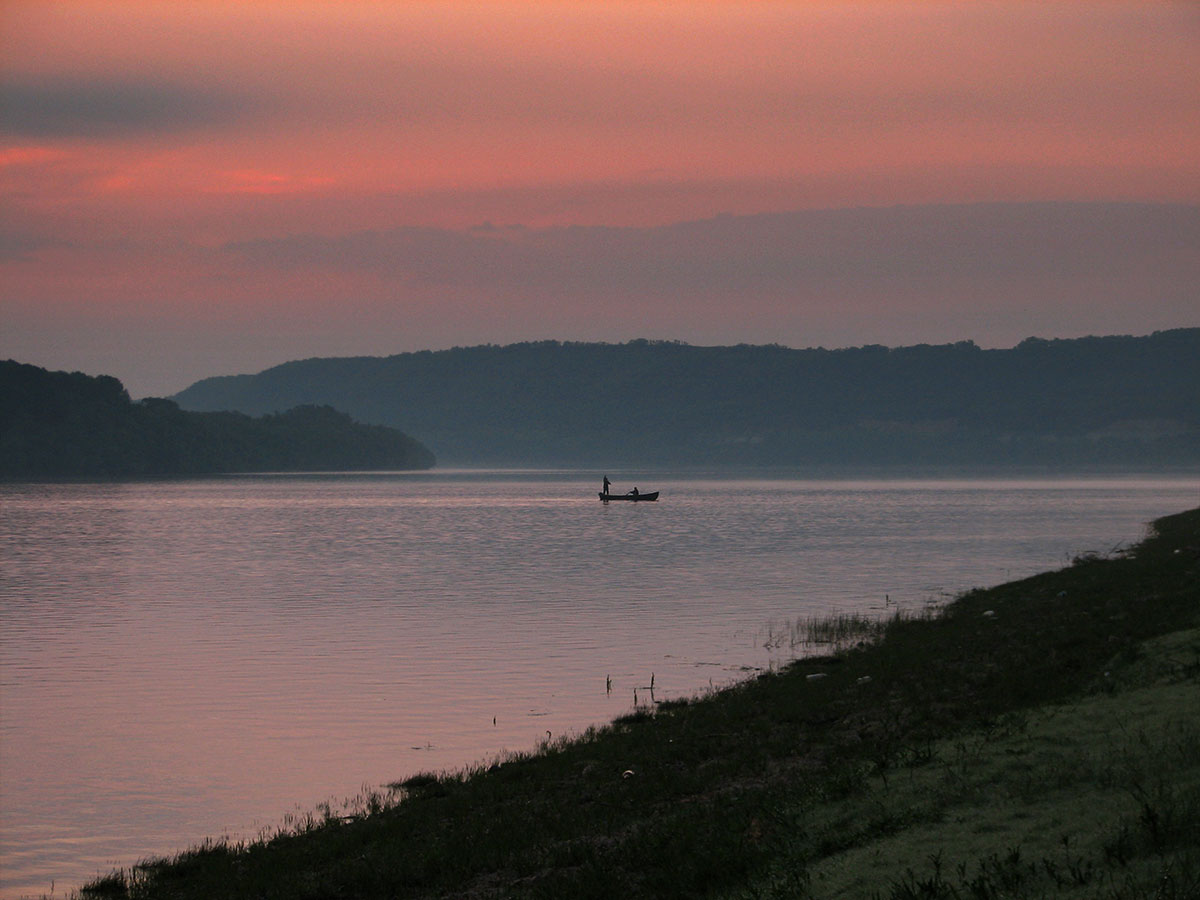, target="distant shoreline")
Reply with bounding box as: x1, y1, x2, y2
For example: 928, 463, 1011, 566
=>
173, 330, 1200, 469
1, 360, 436, 478
8, 464, 1197, 491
